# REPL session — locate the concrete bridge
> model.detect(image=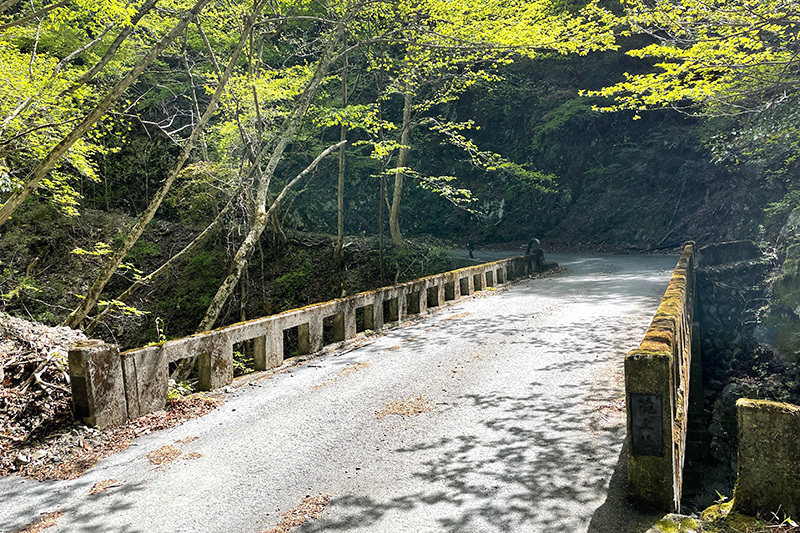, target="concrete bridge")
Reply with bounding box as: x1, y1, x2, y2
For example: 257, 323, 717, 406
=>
2, 247, 796, 532
1, 251, 680, 532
